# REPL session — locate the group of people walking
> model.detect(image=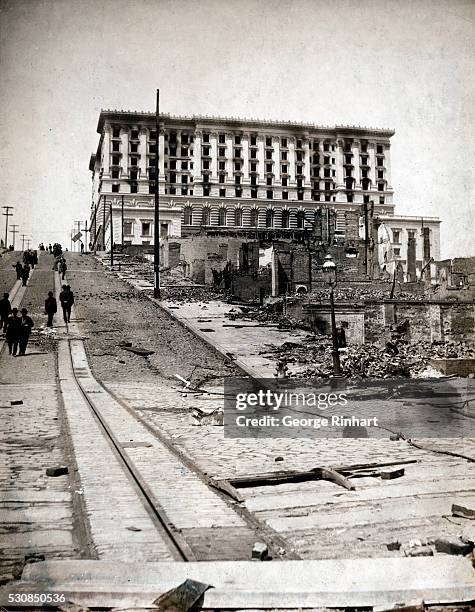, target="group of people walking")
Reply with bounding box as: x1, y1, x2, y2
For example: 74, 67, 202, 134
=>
45, 285, 75, 326
14, 261, 30, 286
0, 293, 34, 357
12, 249, 38, 287
1, 242, 76, 357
